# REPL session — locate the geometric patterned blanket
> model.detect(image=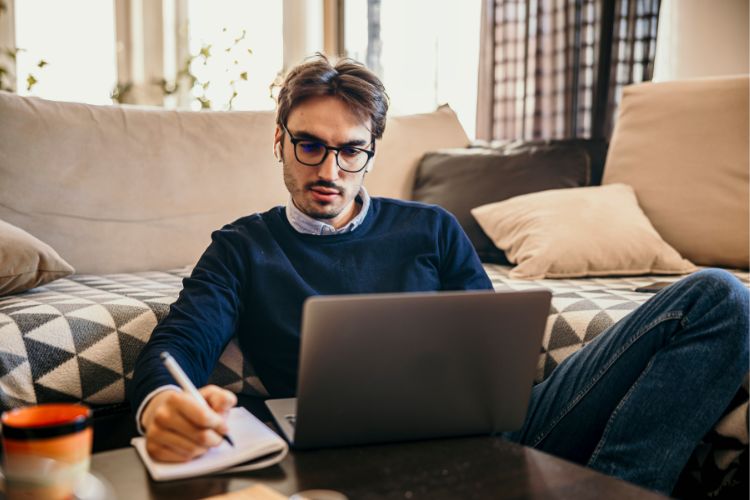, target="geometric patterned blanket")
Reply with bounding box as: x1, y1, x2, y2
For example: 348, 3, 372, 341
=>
0, 265, 747, 495
1, 264, 747, 409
